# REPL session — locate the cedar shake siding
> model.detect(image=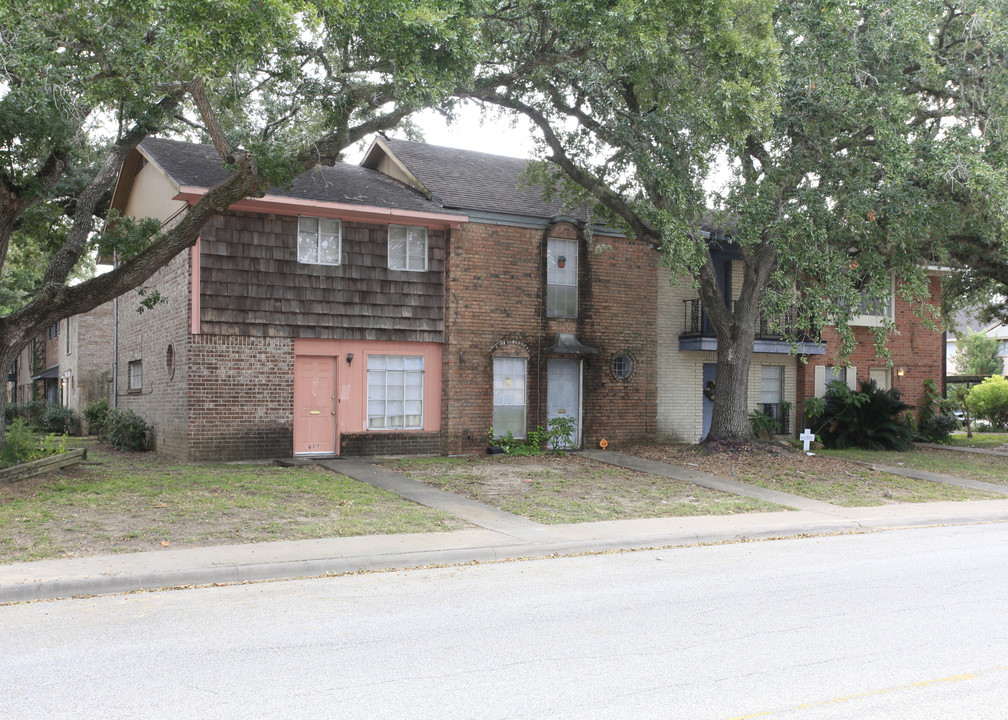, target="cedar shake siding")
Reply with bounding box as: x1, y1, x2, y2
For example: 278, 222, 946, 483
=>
198, 211, 445, 342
